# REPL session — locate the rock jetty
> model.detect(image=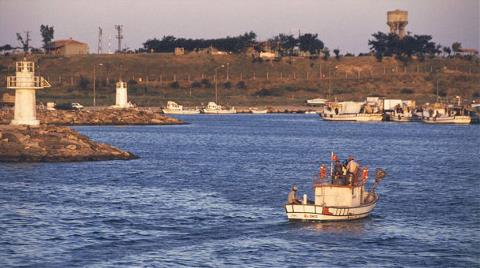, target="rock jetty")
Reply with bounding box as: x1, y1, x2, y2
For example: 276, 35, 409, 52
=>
0, 108, 182, 126
0, 125, 137, 162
